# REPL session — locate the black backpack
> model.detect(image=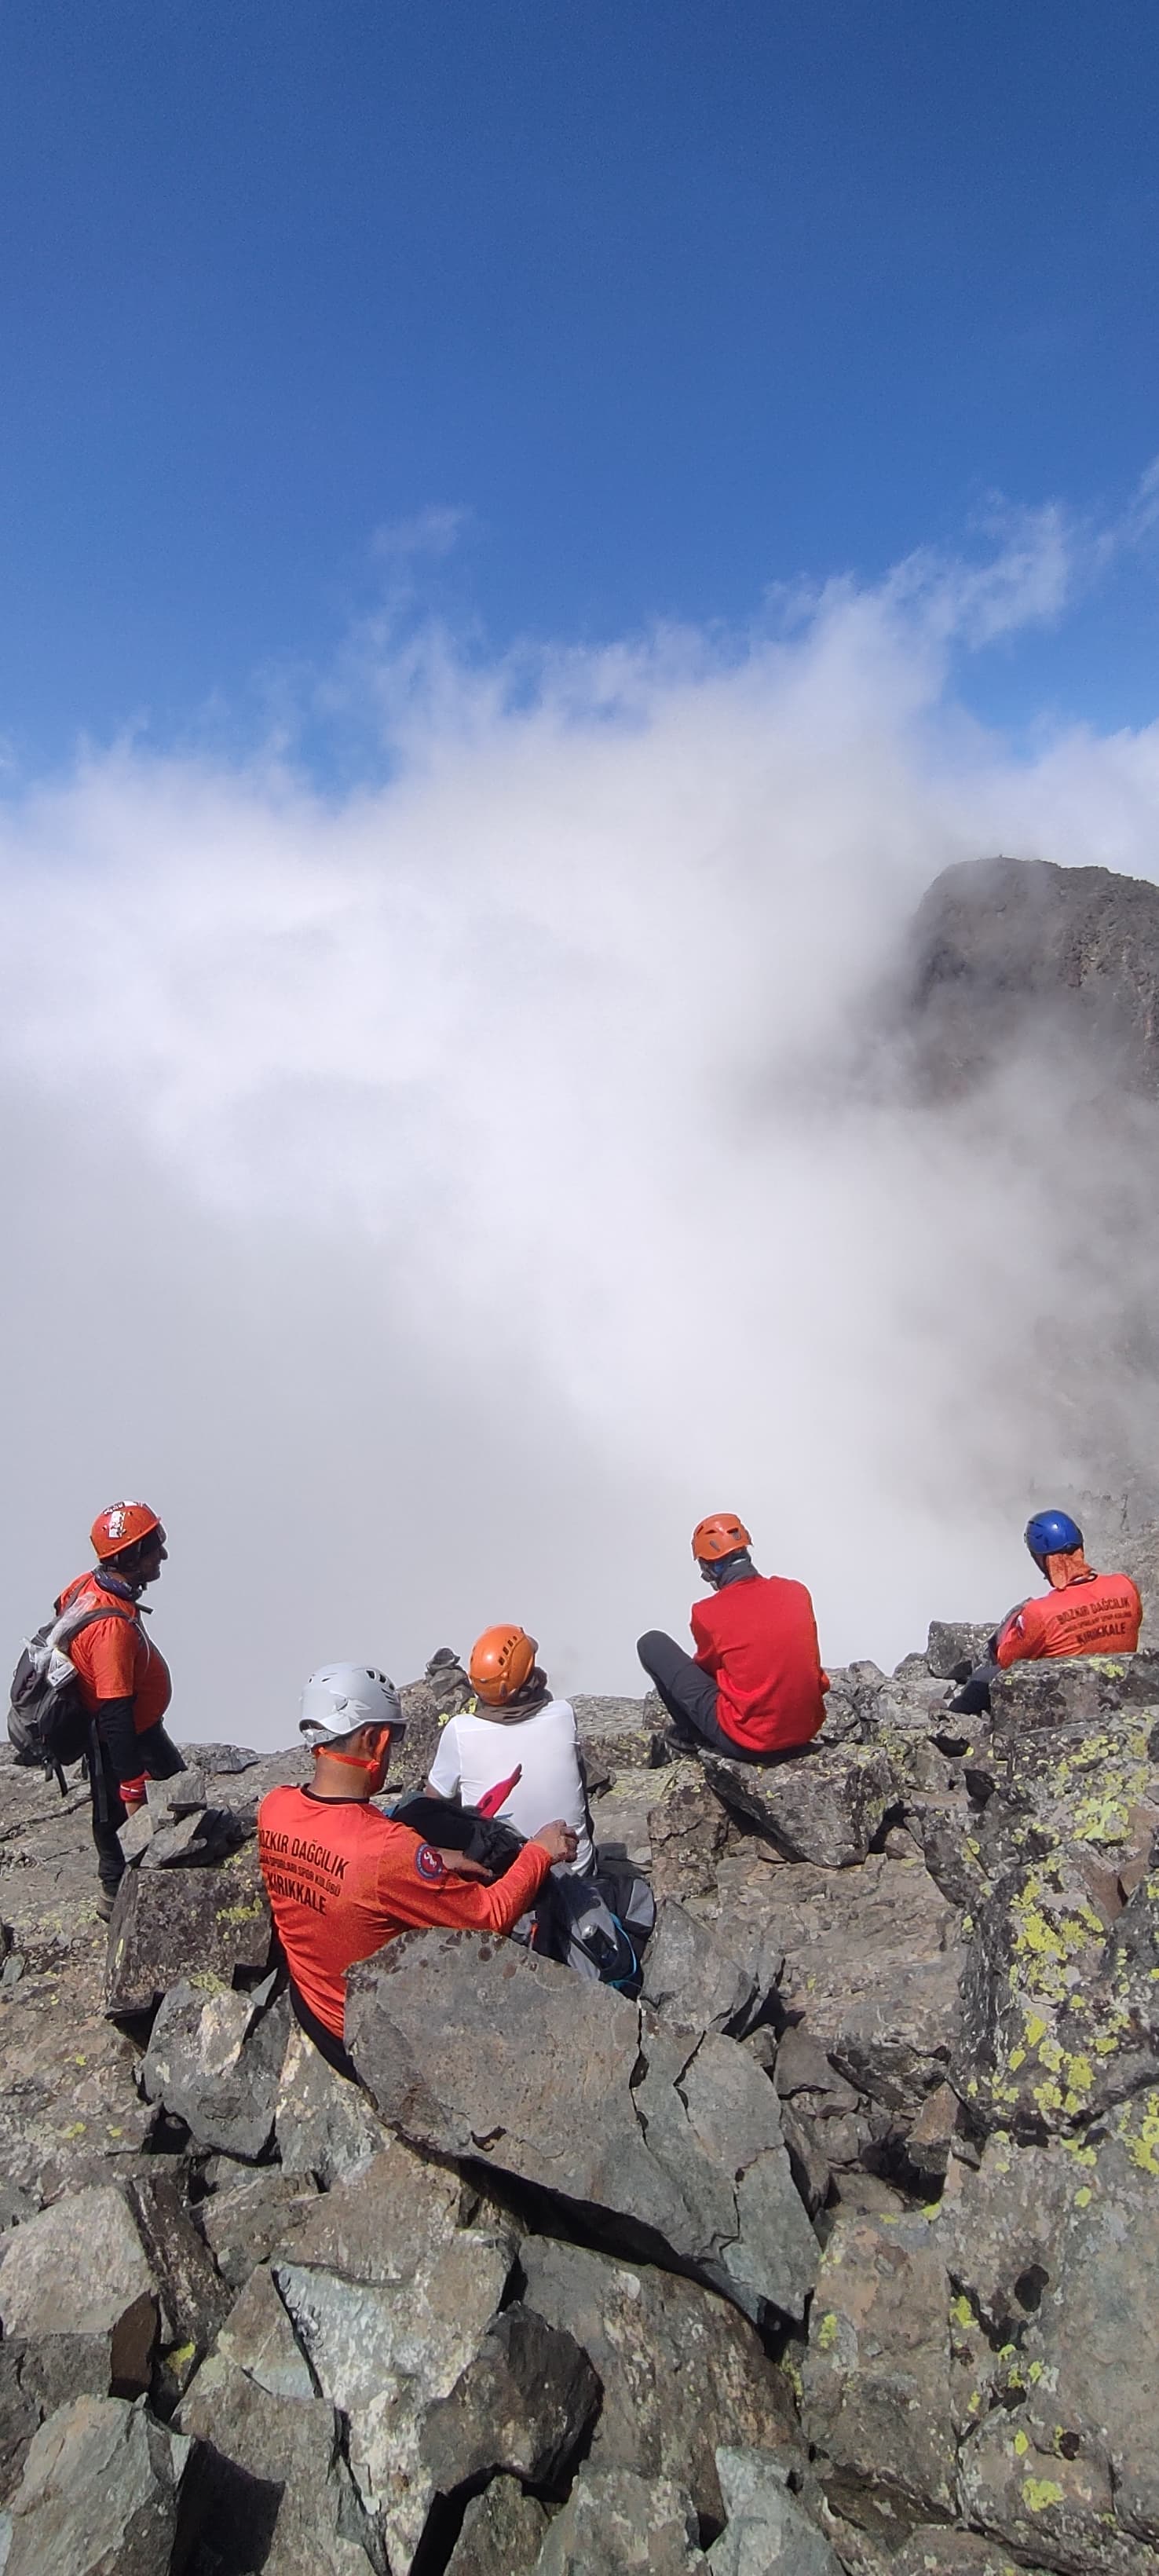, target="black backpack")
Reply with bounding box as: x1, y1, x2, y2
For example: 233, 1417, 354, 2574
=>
8, 1597, 136, 1791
